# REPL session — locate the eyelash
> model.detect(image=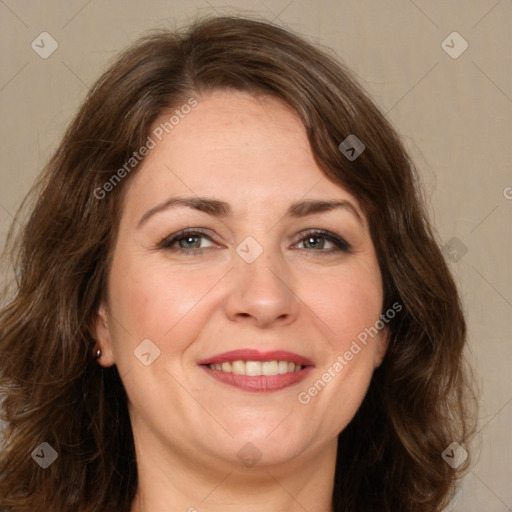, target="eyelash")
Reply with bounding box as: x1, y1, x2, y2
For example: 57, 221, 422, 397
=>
157, 228, 352, 256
